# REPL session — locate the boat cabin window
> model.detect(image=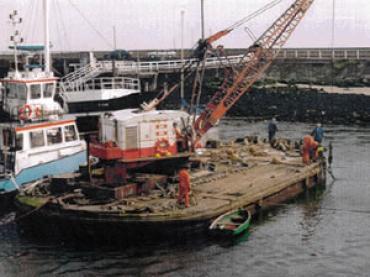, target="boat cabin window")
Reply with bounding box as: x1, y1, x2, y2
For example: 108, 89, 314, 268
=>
64, 125, 77, 142
6, 83, 27, 100
30, 130, 45, 148
43, 83, 54, 98
47, 127, 62, 145
16, 133, 23, 151
30, 84, 42, 99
